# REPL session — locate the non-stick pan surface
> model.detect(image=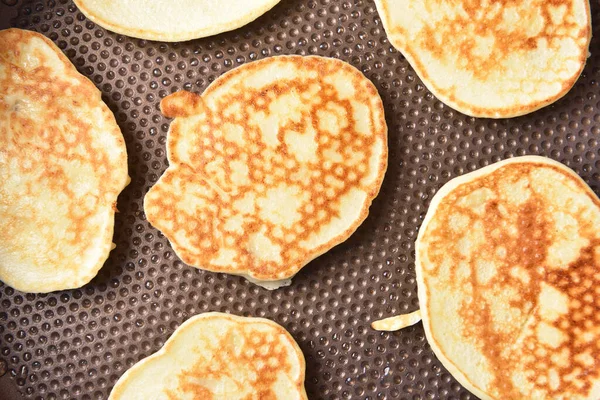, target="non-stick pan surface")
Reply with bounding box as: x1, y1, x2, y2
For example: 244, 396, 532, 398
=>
0, 1, 599, 399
